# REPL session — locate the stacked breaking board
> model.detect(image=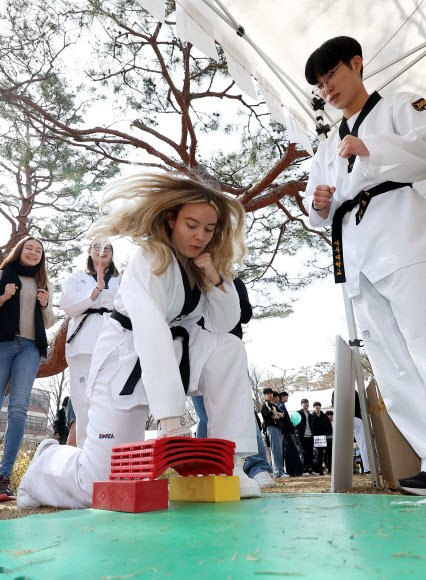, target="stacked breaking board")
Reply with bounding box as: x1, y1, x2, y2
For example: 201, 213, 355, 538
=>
92, 437, 240, 513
